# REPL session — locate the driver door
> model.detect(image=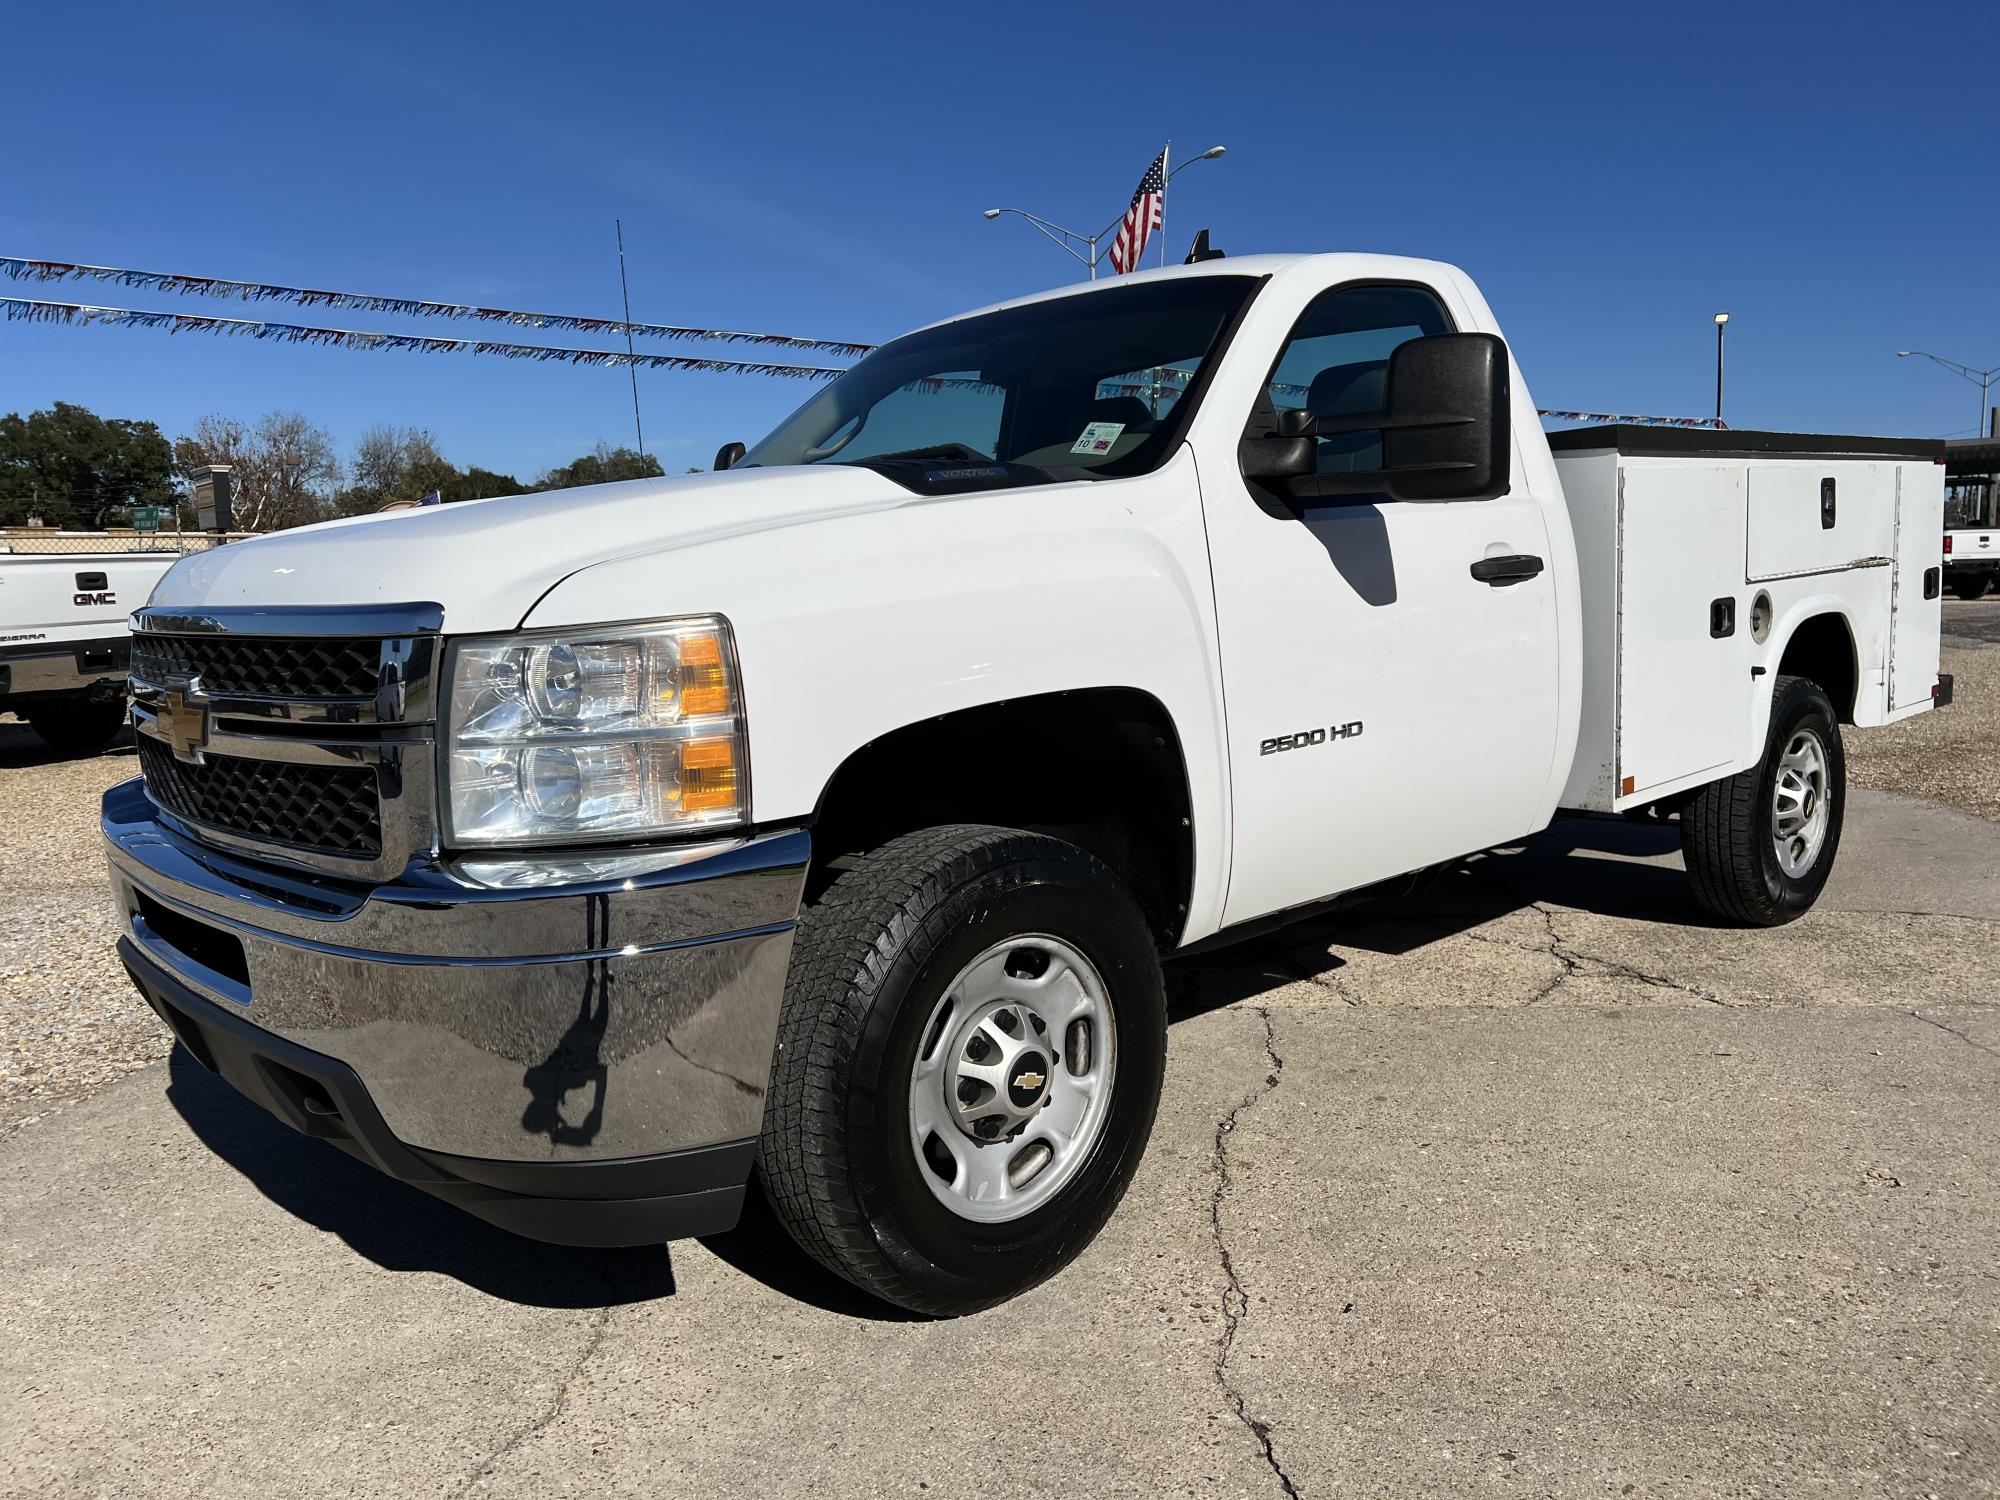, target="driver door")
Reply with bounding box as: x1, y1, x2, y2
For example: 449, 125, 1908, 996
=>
1198, 281, 1561, 925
